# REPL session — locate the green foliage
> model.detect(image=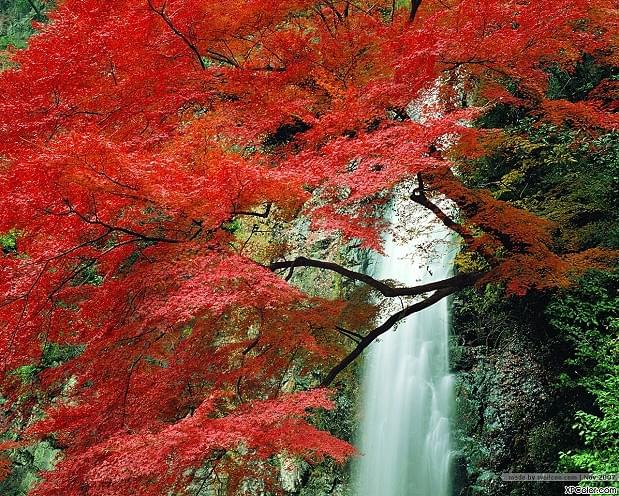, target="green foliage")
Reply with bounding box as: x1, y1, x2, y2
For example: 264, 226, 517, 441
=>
1, 341, 82, 494
298, 458, 352, 496
467, 126, 619, 250
0, 229, 19, 253
547, 56, 618, 102
548, 272, 619, 476
9, 364, 39, 384
8, 343, 83, 385
295, 366, 359, 494
308, 374, 357, 445
526, 421, 565, 466
466, 52, 619, 254
475, 103, 529, 129
454, 55, 619, 493
70, 260, 104, 286
0, 441, 60, 496
451, 283, 535, 350
0, 0, 50, 50
222, 219, 242, 234
41, 342, 84, 368
547, 271, 619, 380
